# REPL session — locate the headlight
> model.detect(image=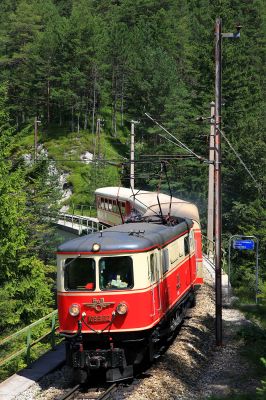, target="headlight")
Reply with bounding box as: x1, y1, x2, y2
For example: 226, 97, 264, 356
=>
92, 243, 101, 252
116, 302, 128, 315
69, 303, 80, 316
